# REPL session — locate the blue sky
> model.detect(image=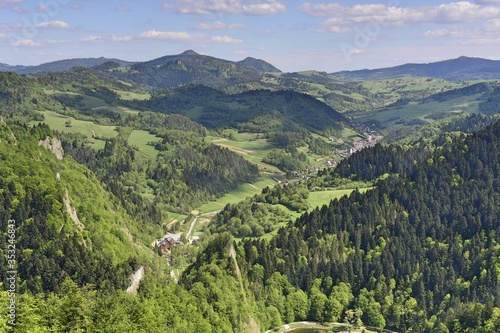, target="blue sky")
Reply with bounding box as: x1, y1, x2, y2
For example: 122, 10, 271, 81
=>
1, 0, 500, 72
